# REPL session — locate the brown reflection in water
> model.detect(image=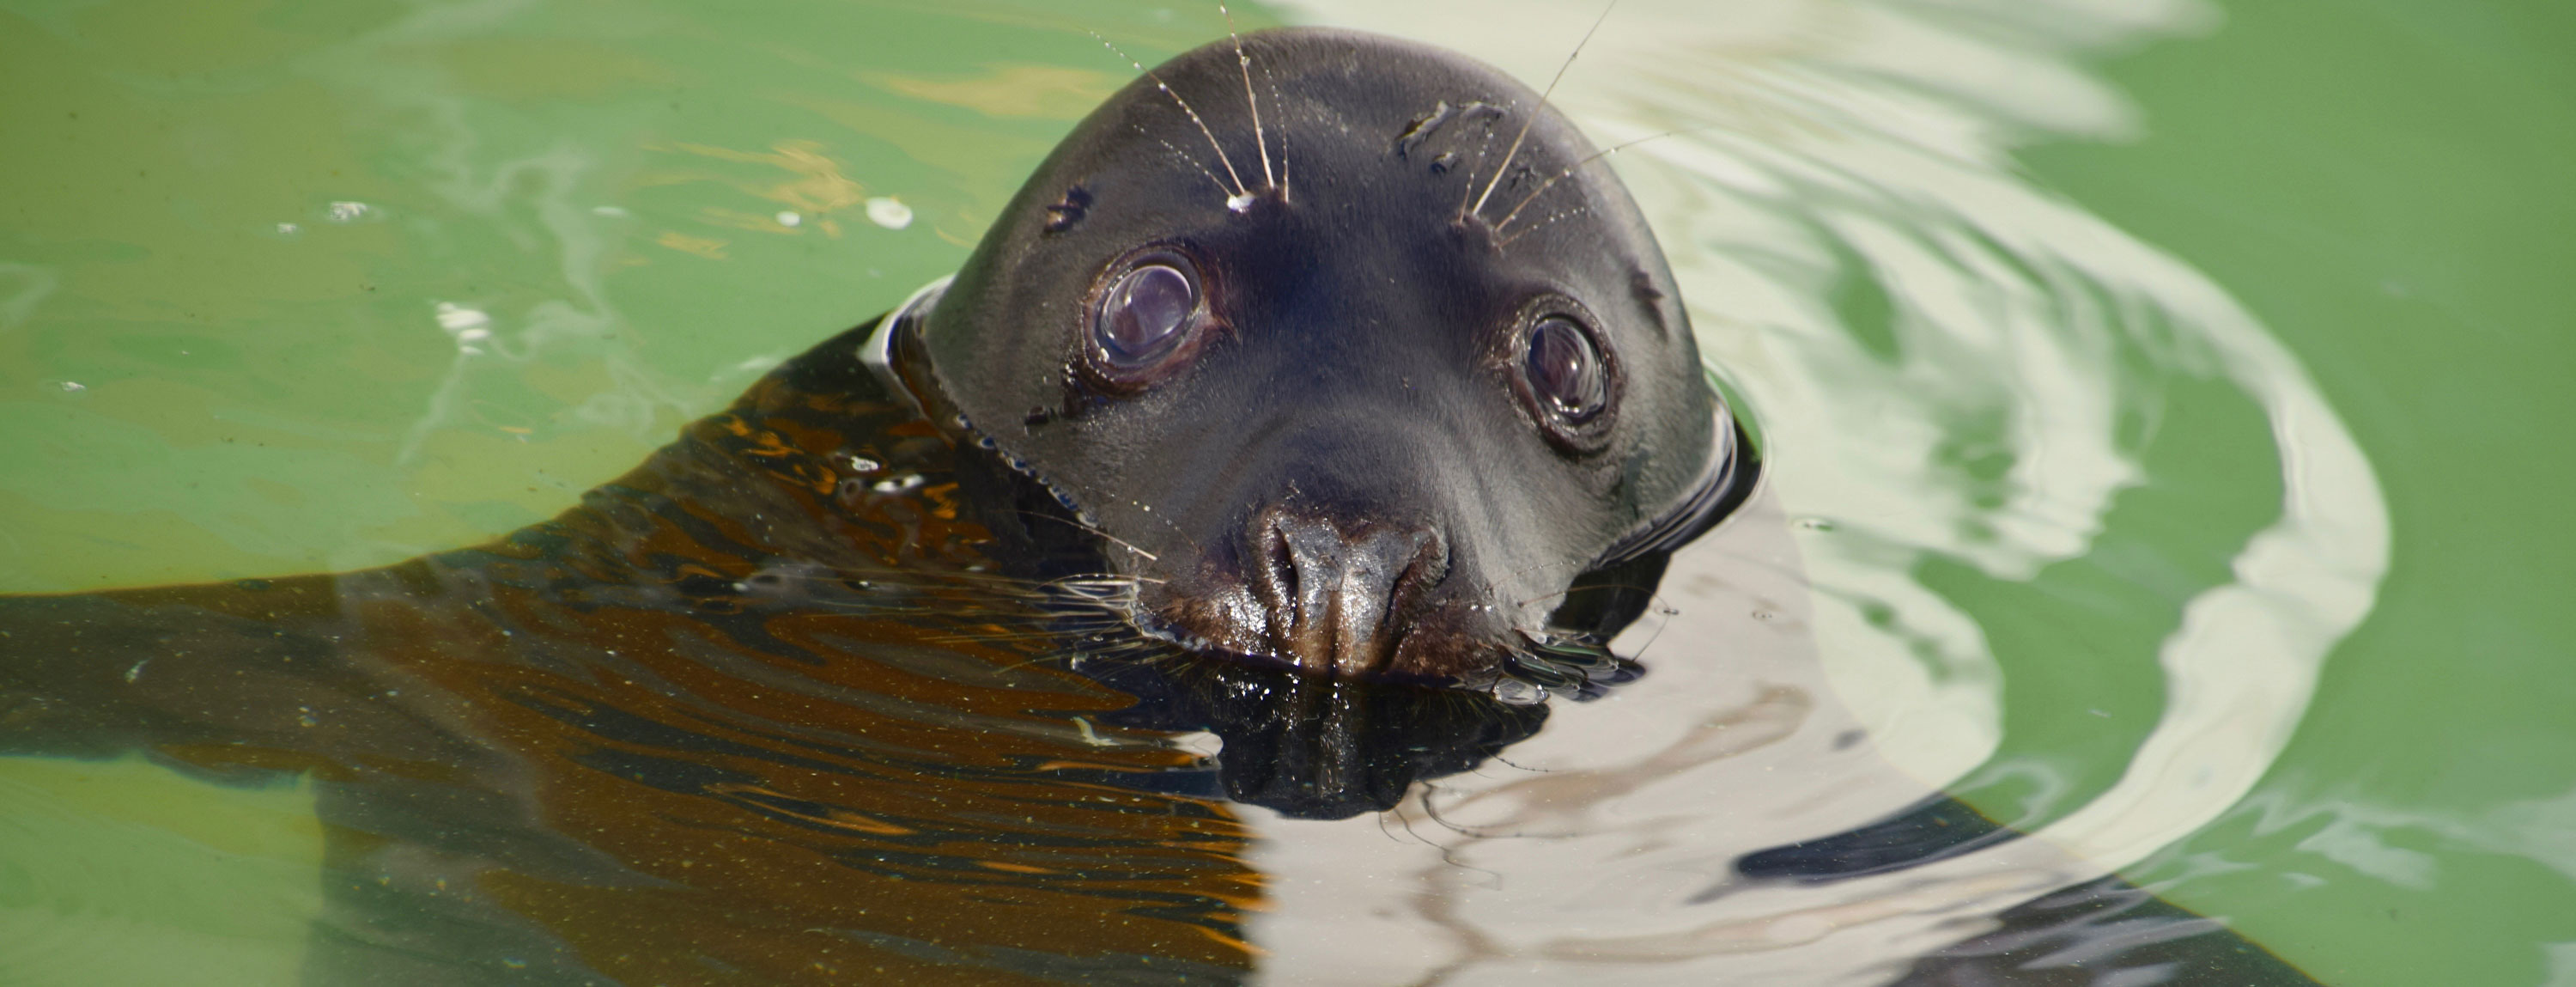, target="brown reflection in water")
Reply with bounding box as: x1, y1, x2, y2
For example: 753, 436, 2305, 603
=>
0, 320, 1255, 984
